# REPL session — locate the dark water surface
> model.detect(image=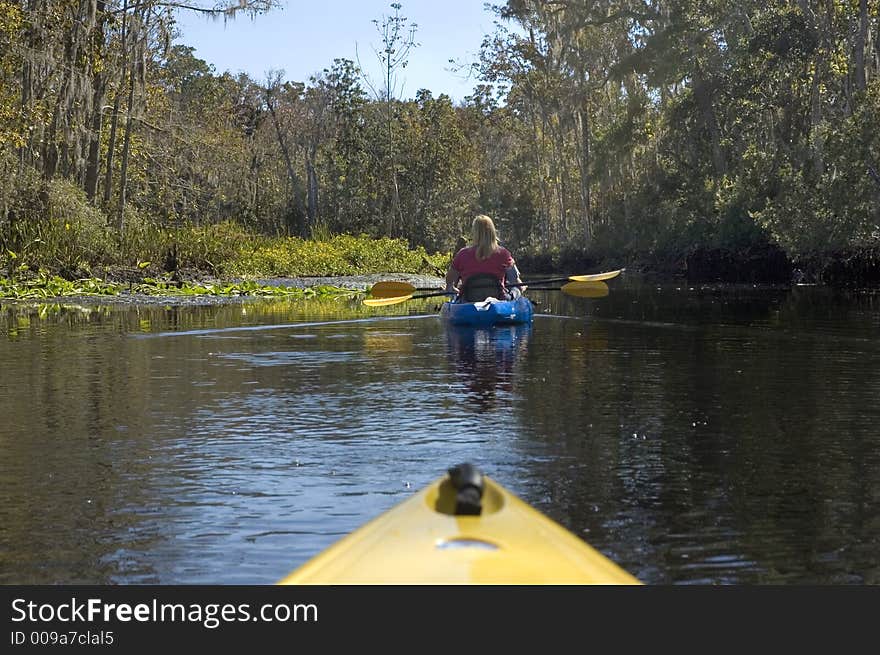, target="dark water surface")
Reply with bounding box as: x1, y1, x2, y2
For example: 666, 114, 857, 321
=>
1, 279, 878, 584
